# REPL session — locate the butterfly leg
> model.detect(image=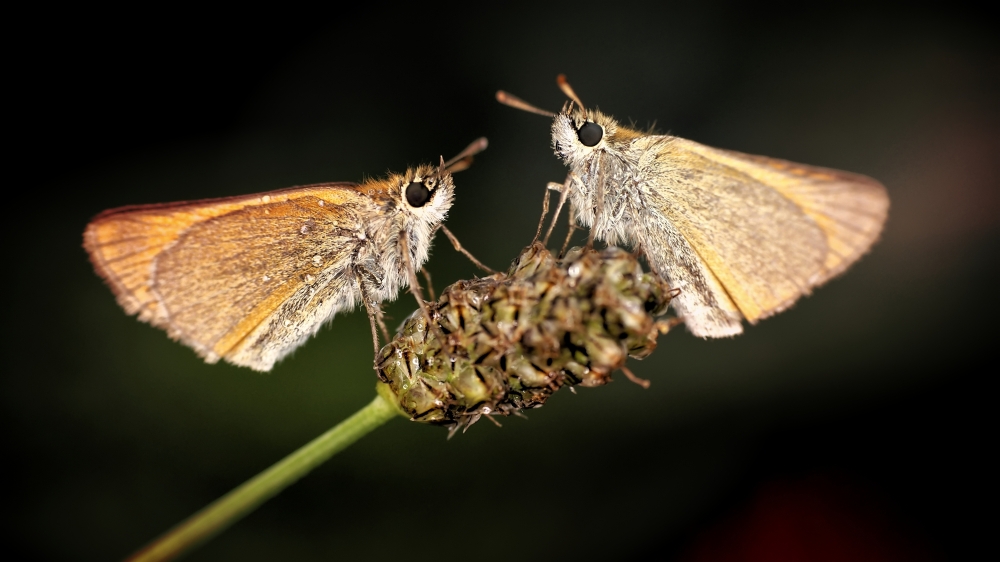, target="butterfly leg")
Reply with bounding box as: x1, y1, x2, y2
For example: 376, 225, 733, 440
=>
532, 188, 551, 244
655, 315, 683, 334
356, 283, 382, 355
439, 225, 496, 274
398, 231, 447, 346
545, 172, 587, 252
543, 177, 572, 245
559, 201, 579, 258
631, 242, 644, 259
619, 365, 651, 389
588, 164, 609, 250
355, 262, 390, 354
420, 267, 436, 301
